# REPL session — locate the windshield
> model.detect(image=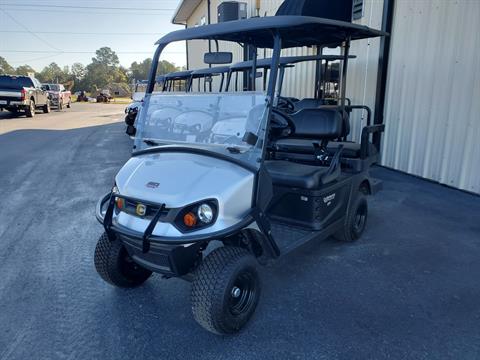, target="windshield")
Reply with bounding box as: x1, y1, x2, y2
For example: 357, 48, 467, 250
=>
44, 84, 60, 91
134, 92, 269, 167
0, 76, 33, 89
